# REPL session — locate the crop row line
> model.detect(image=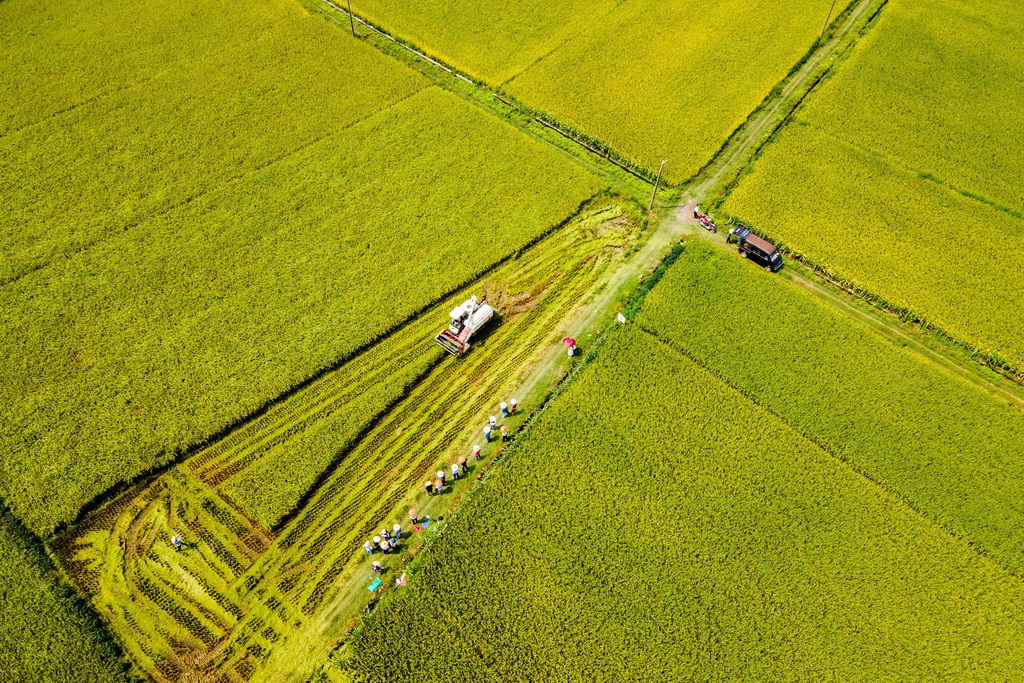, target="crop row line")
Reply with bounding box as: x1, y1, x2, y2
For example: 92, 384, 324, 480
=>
633, 323, 1024, 586
309, 0, 661, 188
